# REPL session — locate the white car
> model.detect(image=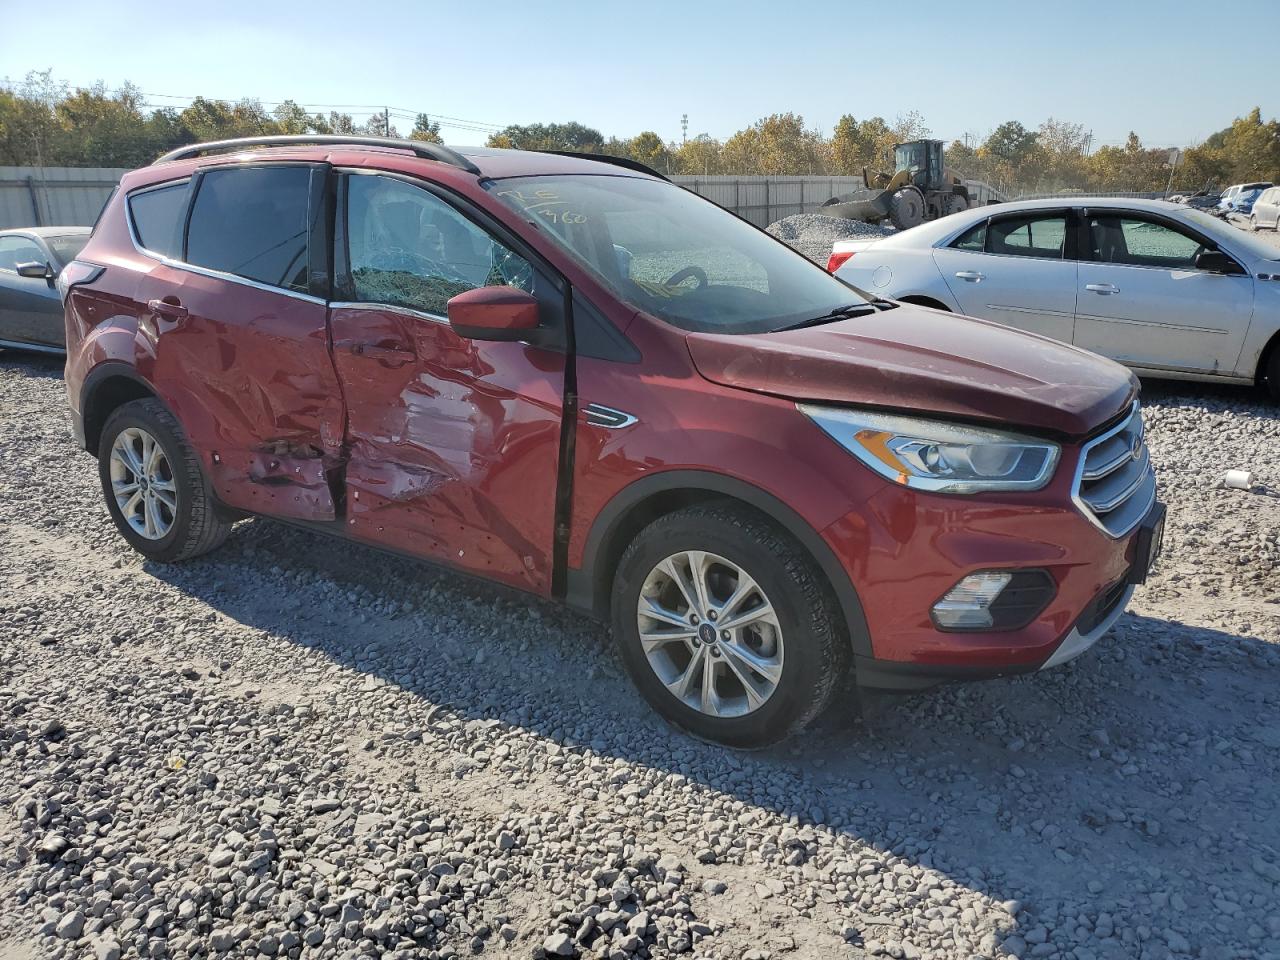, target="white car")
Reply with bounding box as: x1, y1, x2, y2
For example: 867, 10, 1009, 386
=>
1251, 187, 1280, 231
828, 197, 1280, 398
